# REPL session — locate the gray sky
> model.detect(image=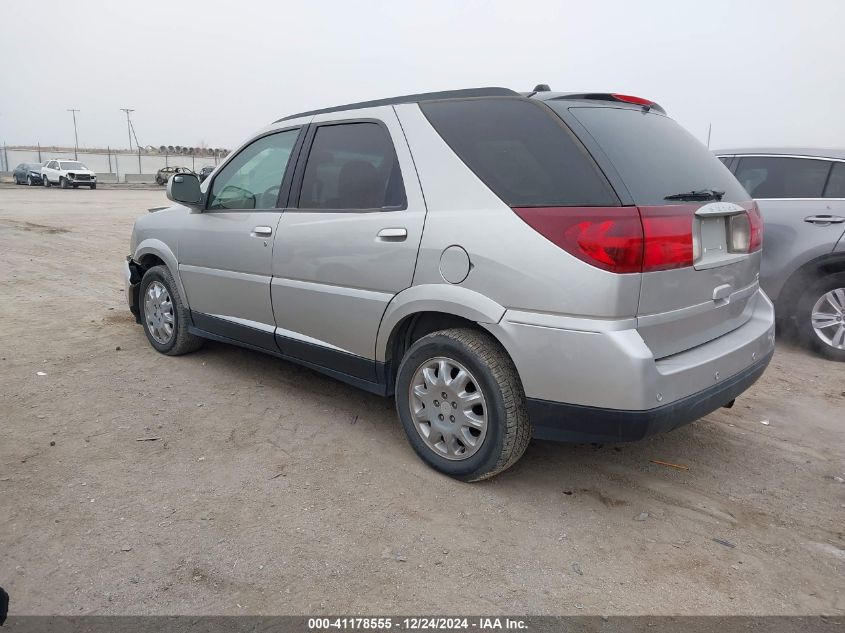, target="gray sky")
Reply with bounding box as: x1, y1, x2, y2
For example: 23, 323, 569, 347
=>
2, 0, 843, 152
